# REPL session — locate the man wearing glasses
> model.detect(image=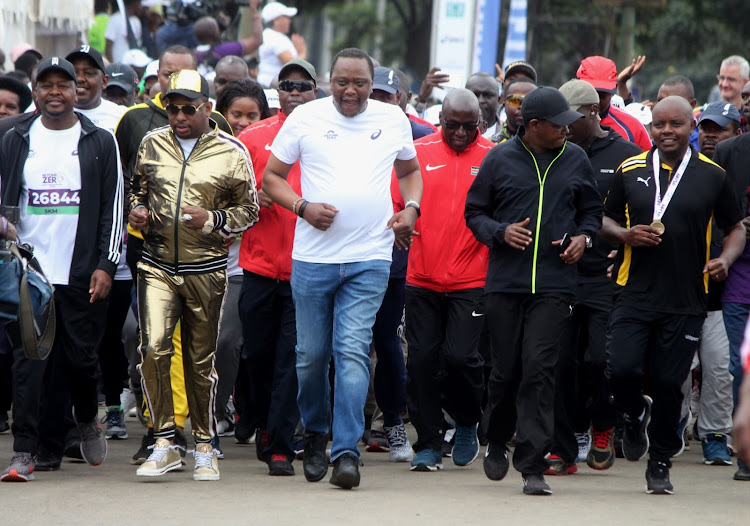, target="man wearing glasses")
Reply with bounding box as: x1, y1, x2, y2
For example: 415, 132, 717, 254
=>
404, 89, 493, 472
128, 70, 258, 482
717, 55, 749, 113
236, 58, 318, 477
465, 86, 602, 495
495, 77, 537, 143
